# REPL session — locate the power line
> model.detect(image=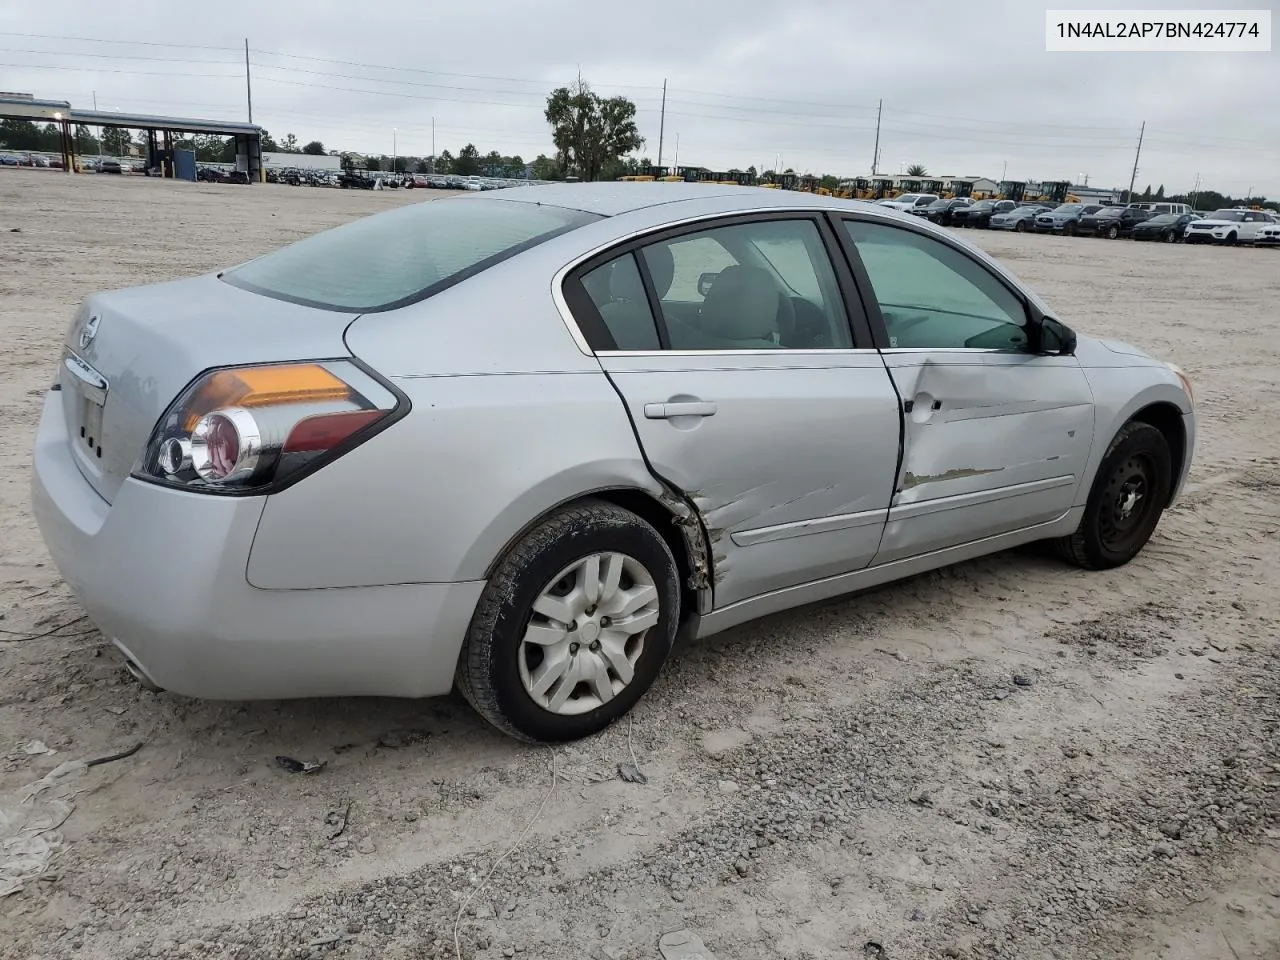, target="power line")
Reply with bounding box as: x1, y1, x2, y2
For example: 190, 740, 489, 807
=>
0, 31, 237, 51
